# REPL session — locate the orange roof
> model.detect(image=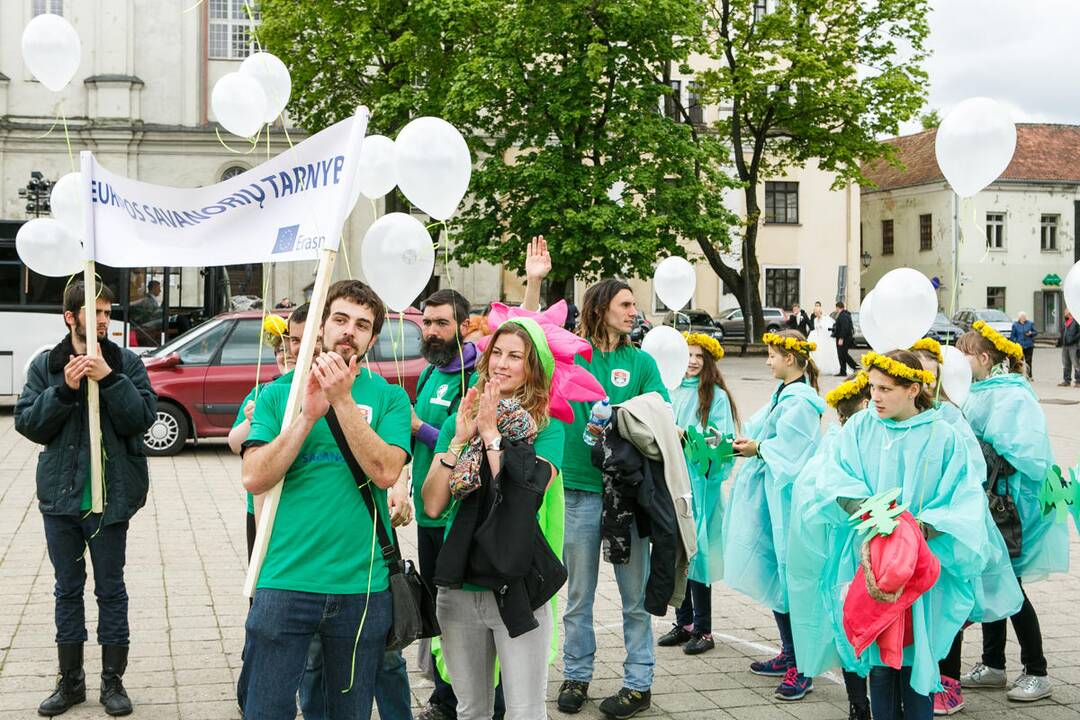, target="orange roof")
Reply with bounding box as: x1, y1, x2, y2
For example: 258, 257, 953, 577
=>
862, 124, 1080, 192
